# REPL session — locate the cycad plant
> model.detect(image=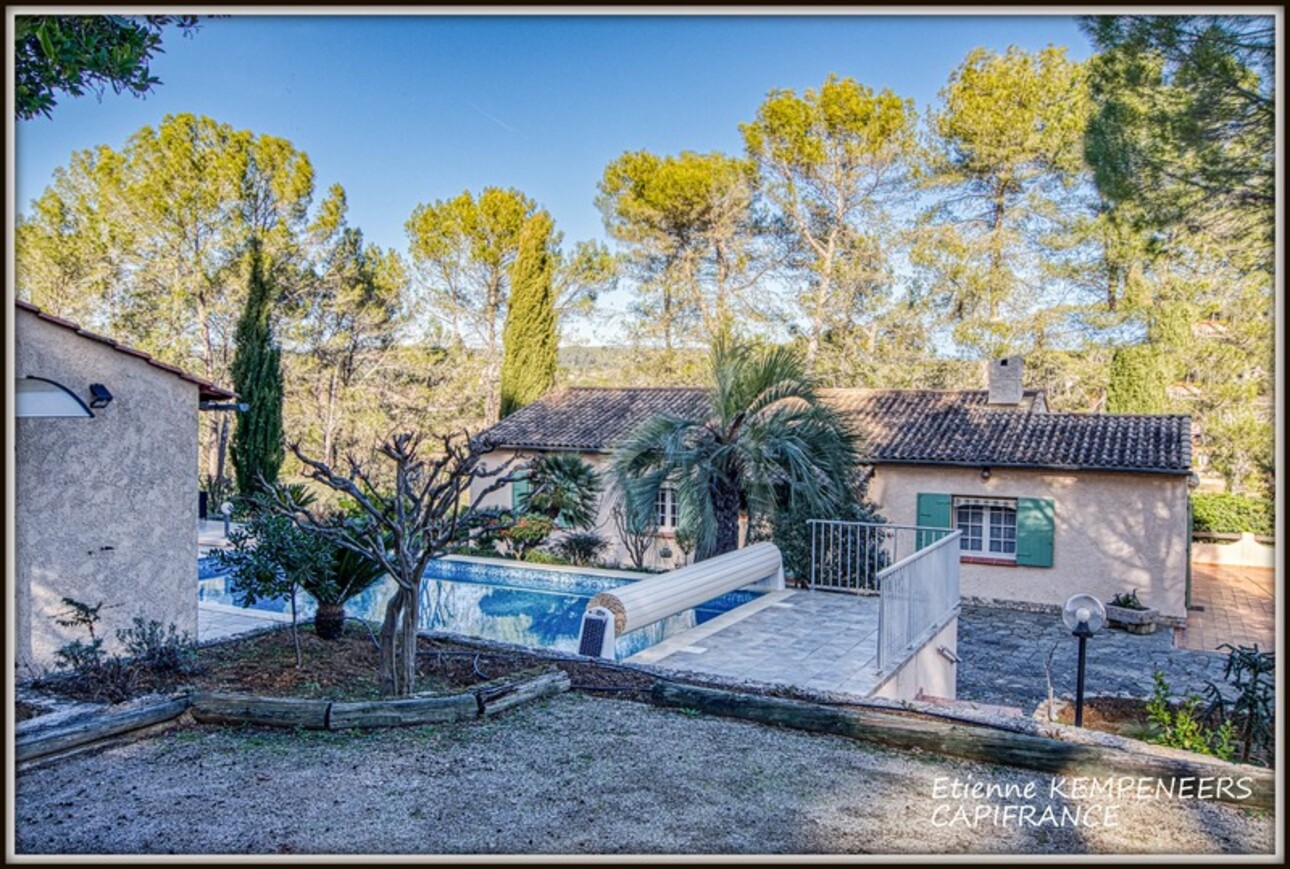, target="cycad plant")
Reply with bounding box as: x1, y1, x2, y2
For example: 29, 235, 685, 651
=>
612, 337, 860, 562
